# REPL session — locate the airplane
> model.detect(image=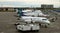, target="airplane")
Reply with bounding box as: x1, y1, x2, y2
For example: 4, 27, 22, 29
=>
19, 16, 50, 28
21, 10, 49, 17
21, 16, 50, 24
